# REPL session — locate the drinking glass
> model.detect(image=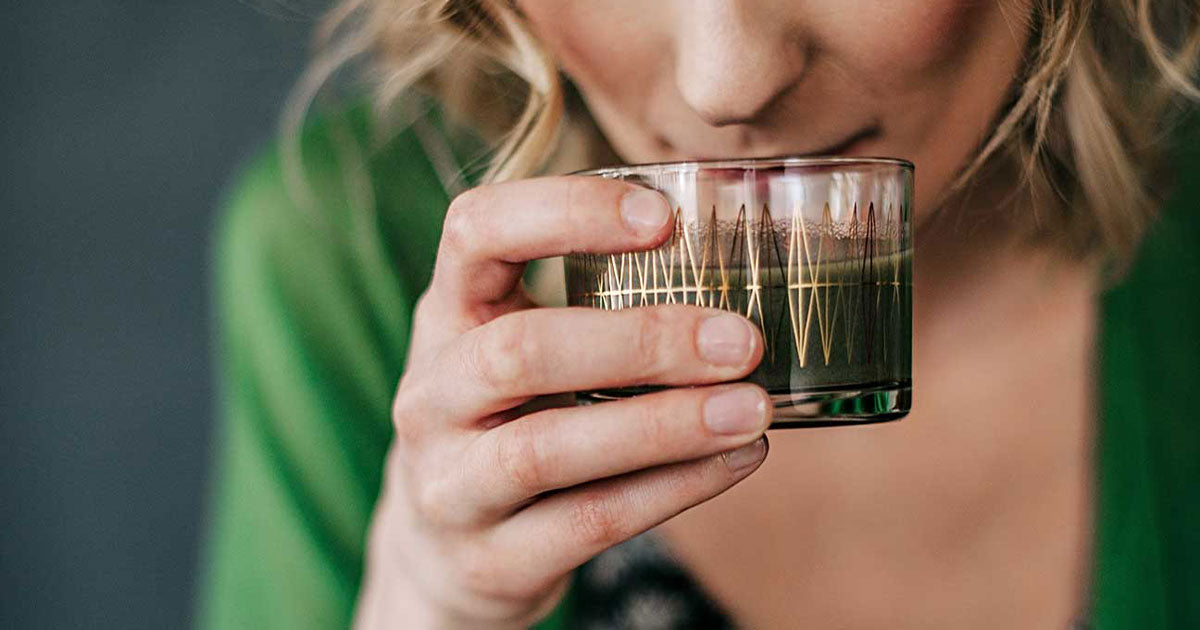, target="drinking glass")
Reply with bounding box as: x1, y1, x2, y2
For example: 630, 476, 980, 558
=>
564, 157, 913, 427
